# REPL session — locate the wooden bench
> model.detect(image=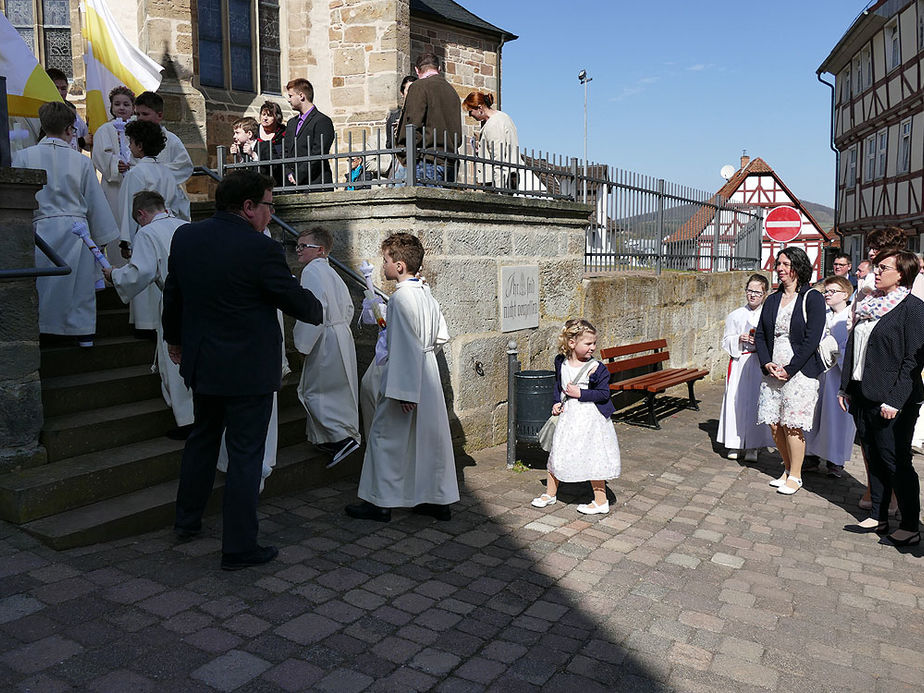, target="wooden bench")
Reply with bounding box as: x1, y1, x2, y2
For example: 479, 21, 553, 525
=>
599, 339, 709, 430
